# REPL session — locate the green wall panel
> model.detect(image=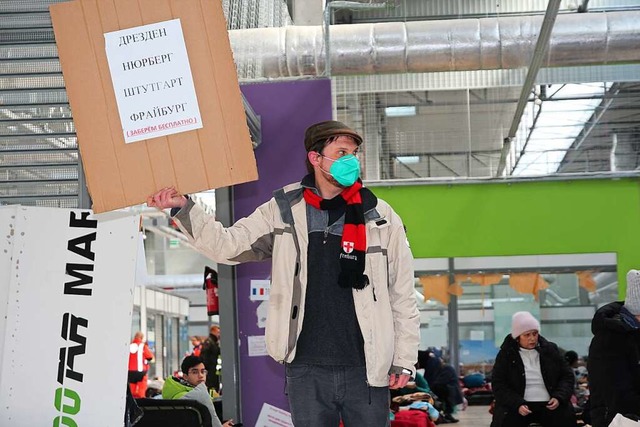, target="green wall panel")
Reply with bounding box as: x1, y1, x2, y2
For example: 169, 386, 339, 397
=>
372, 178, 640, 298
